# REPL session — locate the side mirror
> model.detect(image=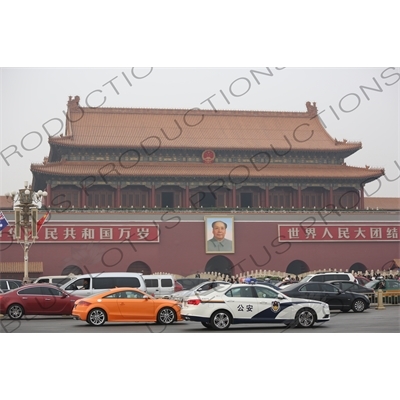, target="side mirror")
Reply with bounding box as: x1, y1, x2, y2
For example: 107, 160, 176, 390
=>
277, 294, 285, 299
143, 295, 150, 300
